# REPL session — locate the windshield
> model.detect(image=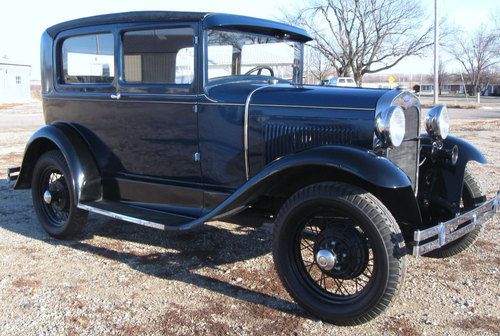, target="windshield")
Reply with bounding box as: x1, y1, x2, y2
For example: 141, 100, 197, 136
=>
206, 29, 304, 85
